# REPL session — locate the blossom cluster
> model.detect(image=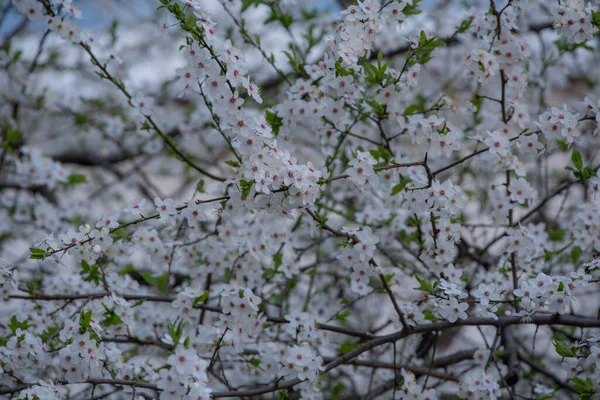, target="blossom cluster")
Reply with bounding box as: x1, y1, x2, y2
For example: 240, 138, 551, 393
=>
3, 0, 600, 399
552, 0, 598, 44
217, 284, 264, 350
158, 345, 211, 399
336, 226, 380, 295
